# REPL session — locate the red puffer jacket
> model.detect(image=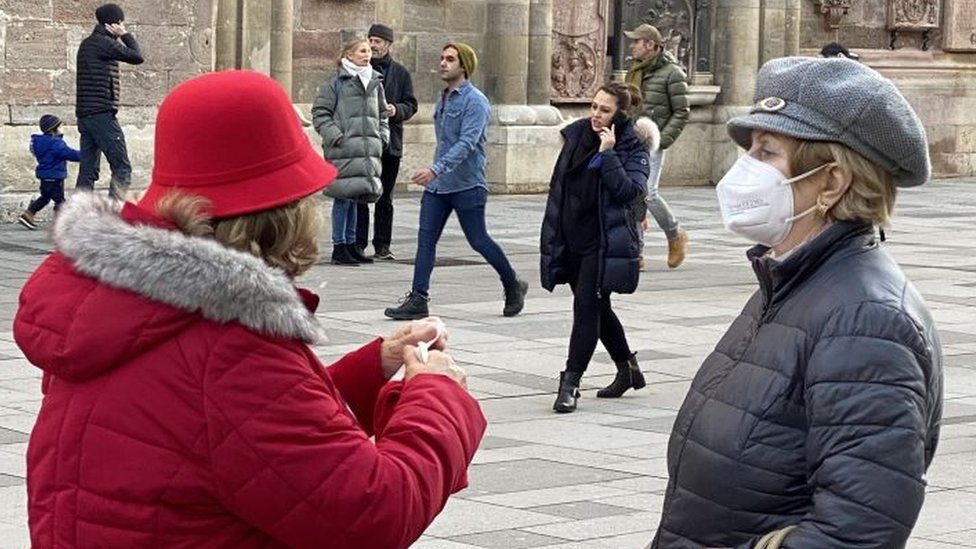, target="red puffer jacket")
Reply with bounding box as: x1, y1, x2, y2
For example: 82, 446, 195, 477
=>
14, 194, 486, 549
